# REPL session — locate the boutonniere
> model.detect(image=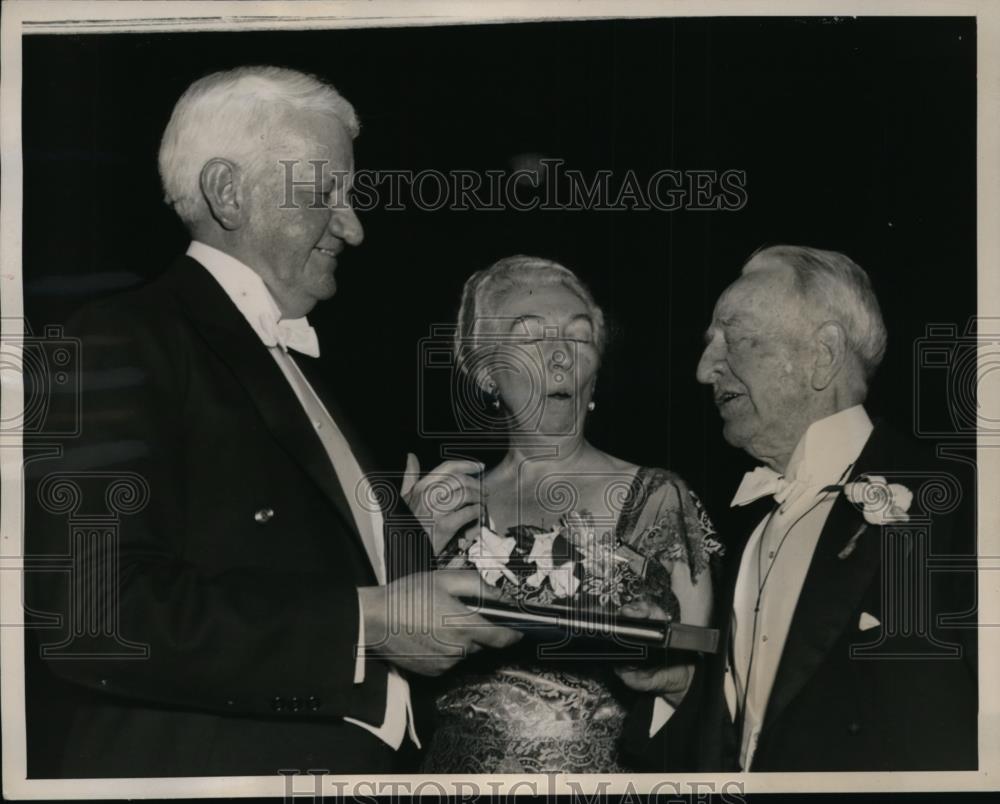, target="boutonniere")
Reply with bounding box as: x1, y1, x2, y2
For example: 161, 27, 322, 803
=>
824, 475, 914, 559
